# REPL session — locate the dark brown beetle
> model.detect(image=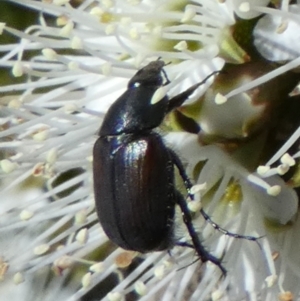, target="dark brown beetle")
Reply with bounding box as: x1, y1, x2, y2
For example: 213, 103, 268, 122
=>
93, 61, 257, 275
